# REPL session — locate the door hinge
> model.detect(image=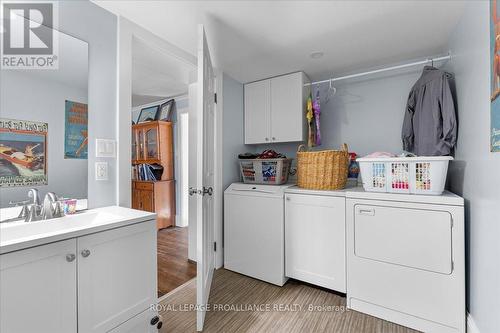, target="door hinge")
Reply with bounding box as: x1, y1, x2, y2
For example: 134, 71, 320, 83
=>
214, 93, 217, 104
213, 242, 217, 252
